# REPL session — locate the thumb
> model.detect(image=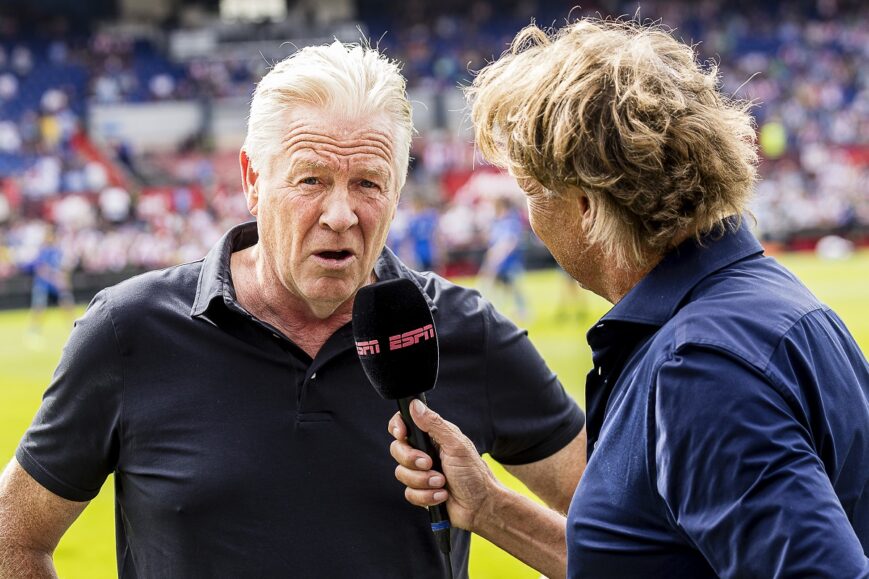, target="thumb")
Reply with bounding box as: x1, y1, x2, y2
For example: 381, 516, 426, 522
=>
410, 399, 464, 453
